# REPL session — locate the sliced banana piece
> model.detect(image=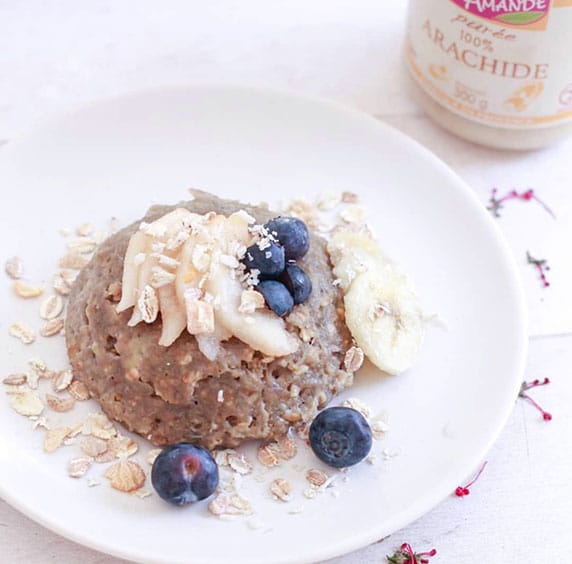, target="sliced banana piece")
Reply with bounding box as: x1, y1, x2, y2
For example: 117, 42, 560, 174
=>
141, 208, 195, 240
344, 266, 423, 376
195, 327, 231, 362
206, 263, 299, 358
127, 251, 158, 327
328, 225, 424, 375
157, 285, 187, 346
116, 231, 149, 313
327, 226, 386, 291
